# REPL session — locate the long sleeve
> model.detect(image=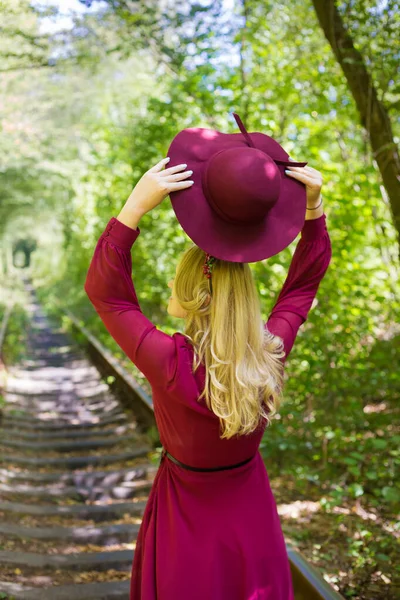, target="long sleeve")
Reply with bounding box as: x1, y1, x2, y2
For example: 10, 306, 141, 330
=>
266, 213, 332, 363
84, 217, 178, 388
